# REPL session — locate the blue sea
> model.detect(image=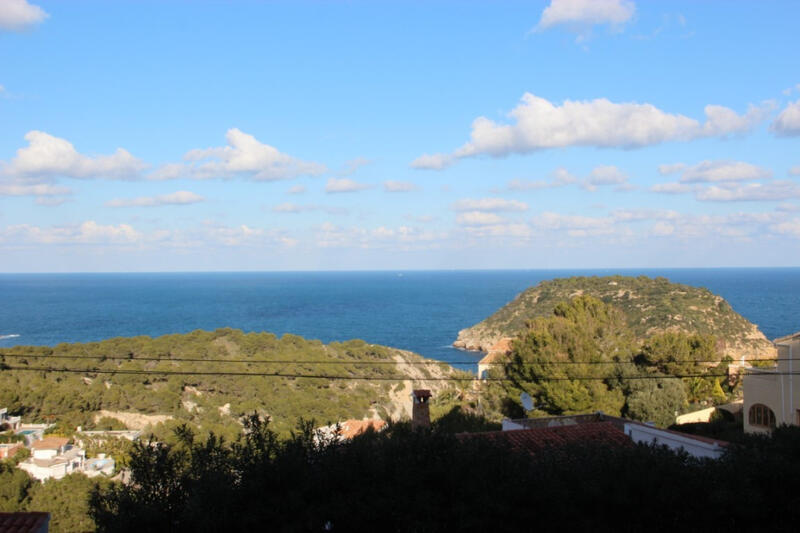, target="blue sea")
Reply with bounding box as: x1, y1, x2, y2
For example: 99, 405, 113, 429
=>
1, 269, 799, 371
